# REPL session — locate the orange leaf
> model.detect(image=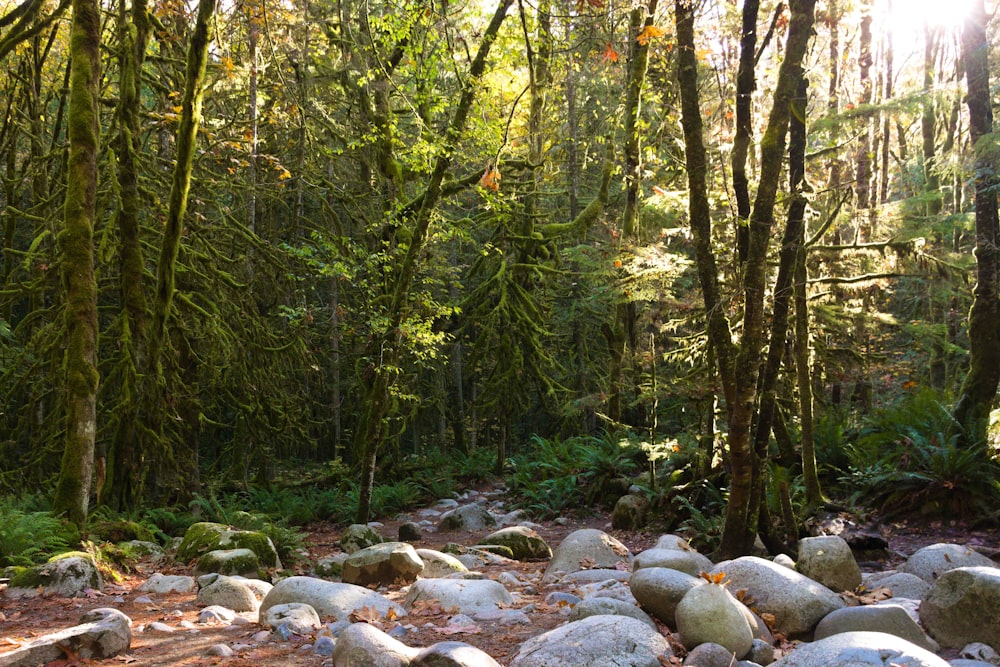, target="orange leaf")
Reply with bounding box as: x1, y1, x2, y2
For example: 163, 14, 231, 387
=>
480, 166, 501, 192
636, 24, 665, 46
601, 42, 619, 63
